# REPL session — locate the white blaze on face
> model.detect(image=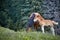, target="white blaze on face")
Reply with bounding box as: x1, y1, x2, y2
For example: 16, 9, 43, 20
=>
34, 19, 38, 22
